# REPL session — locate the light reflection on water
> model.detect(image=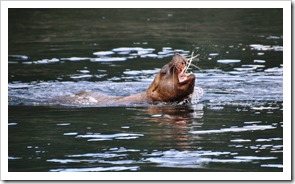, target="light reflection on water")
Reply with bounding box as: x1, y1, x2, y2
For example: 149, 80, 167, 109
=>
8, 8, 283, 172
8, 102, 283, 172
8, 48, 283, 171
8, 63, 282, 107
